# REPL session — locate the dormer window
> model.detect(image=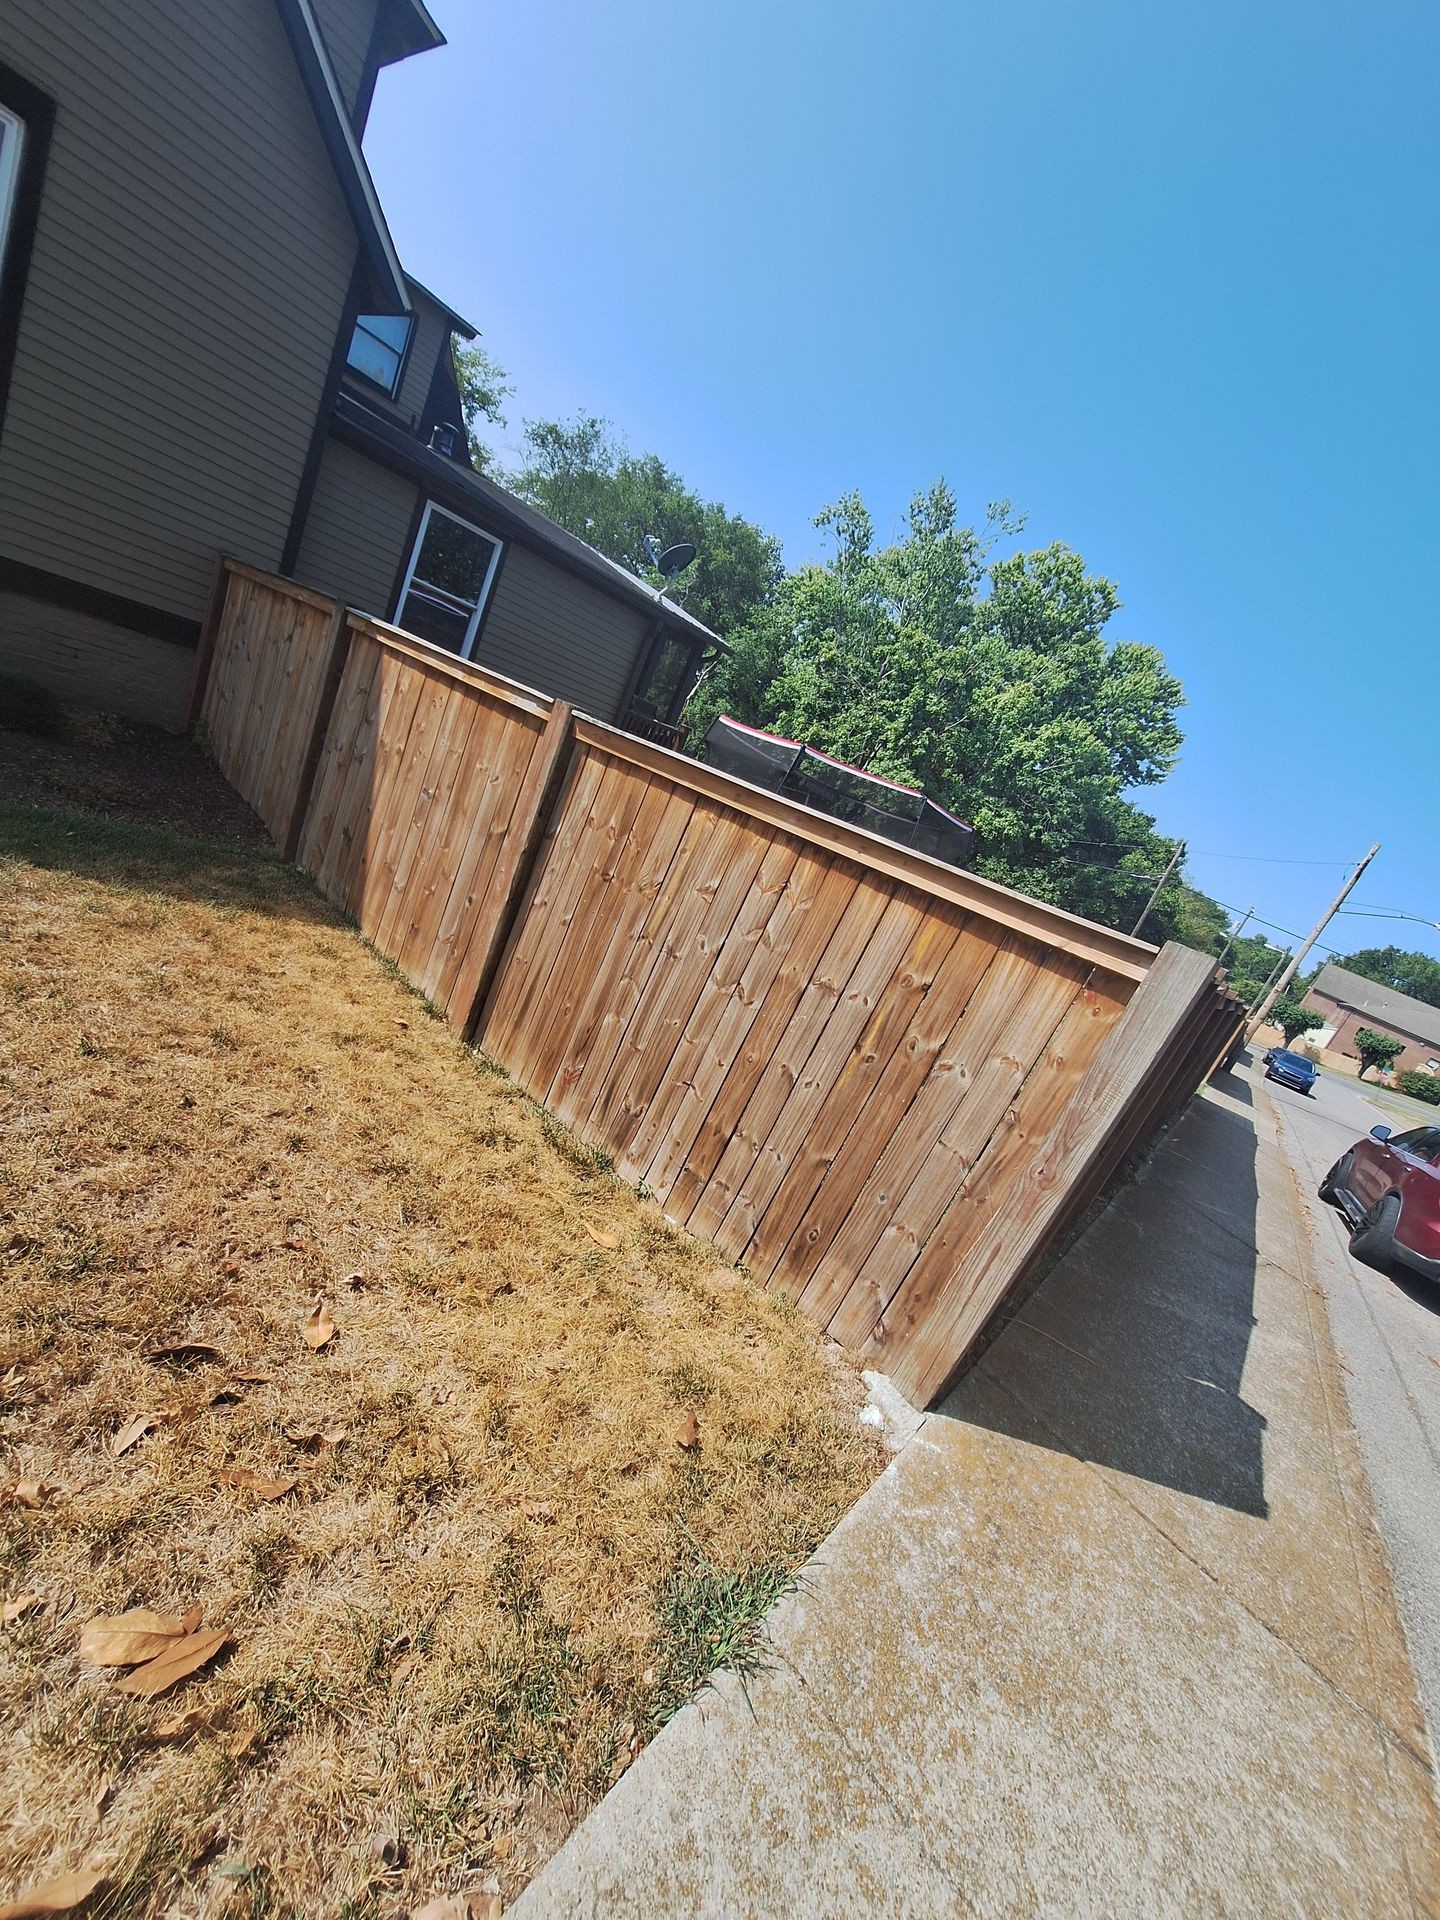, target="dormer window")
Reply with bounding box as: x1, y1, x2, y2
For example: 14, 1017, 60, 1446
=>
346, 312, 413, 396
